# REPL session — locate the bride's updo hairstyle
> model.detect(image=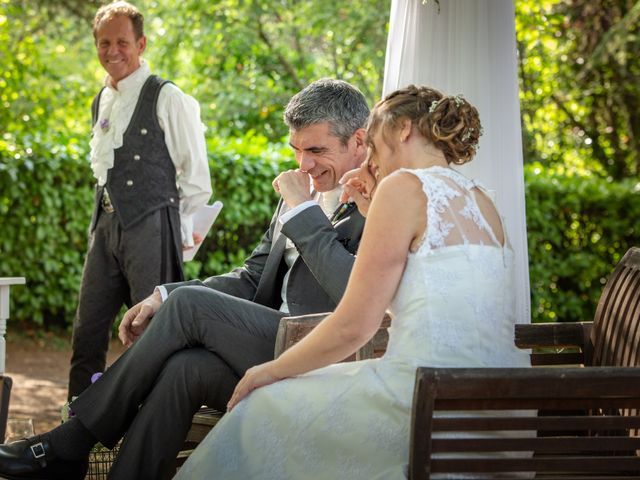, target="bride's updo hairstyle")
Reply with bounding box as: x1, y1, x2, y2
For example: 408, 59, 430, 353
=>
367, 85, 482, 165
